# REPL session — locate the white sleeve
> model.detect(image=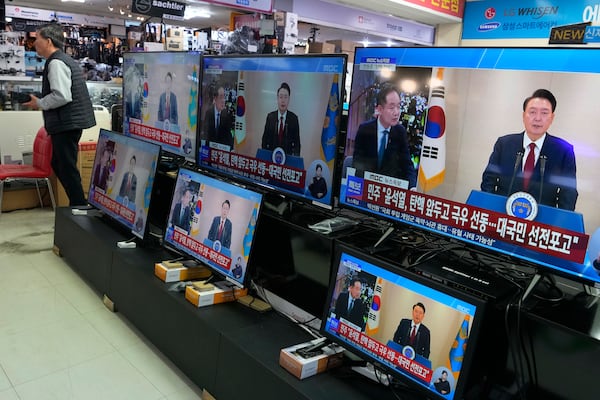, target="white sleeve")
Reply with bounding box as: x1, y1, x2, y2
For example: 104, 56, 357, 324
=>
36, 59, 73, 110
